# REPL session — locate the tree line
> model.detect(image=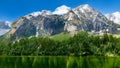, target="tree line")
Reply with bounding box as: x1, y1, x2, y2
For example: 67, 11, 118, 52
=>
0, 31, 120, 56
